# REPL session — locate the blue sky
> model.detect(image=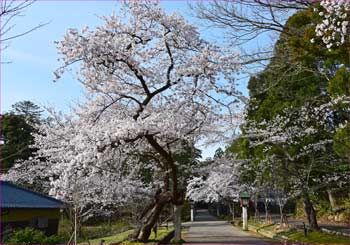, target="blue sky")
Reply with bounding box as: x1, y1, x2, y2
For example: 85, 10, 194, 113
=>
1, 1, 269, 158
